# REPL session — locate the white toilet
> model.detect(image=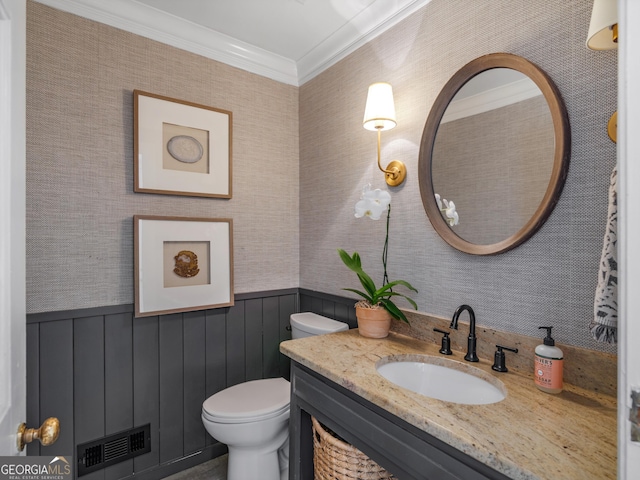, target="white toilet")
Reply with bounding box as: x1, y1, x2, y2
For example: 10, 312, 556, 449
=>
201, 312, 348, 480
